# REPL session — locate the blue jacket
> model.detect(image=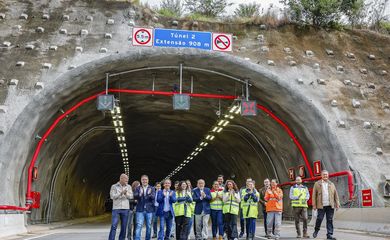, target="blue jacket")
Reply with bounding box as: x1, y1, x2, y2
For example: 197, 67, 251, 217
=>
156, 189, 176, 217
134, 185, 156, 213
192, 187, 212, 214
